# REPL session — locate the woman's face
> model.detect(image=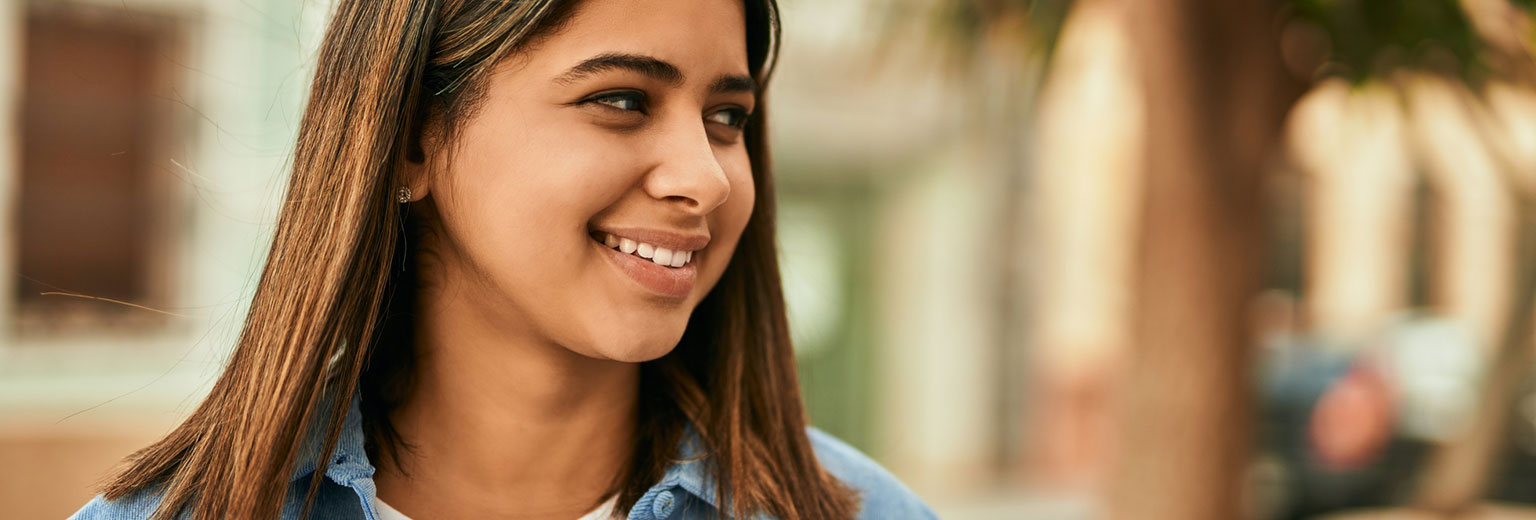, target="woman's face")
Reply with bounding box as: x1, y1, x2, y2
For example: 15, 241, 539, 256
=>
410, 0, 756, 362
